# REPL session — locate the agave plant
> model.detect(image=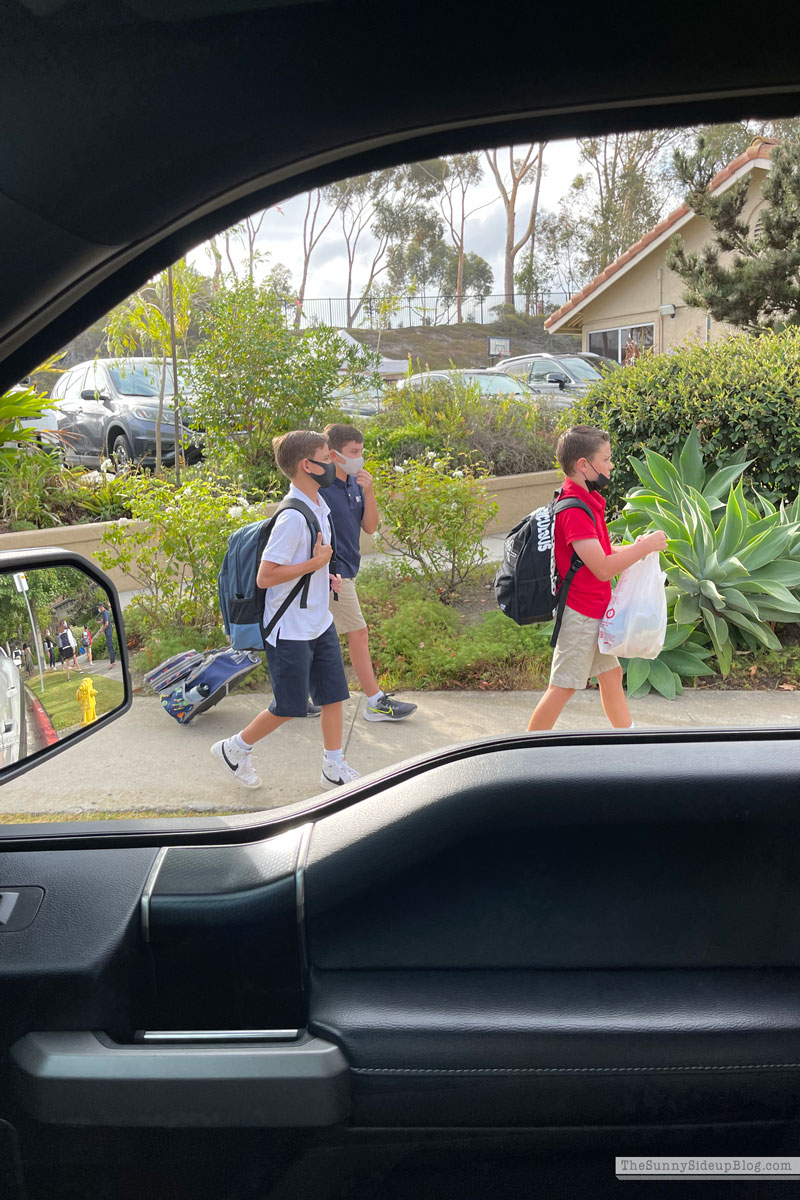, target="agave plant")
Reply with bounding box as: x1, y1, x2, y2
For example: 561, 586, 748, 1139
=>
614, 432, 800, 680
621, 619, 715, 700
